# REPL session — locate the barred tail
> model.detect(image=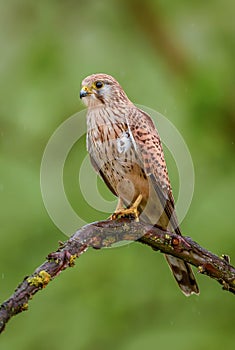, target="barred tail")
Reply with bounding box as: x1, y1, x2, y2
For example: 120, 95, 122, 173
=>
165, 255, 199, 296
